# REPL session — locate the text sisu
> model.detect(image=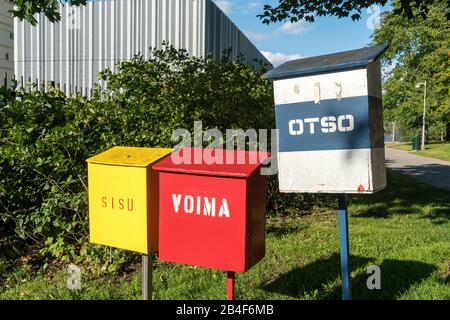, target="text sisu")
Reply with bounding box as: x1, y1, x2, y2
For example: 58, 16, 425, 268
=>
101, 196, 134, 212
